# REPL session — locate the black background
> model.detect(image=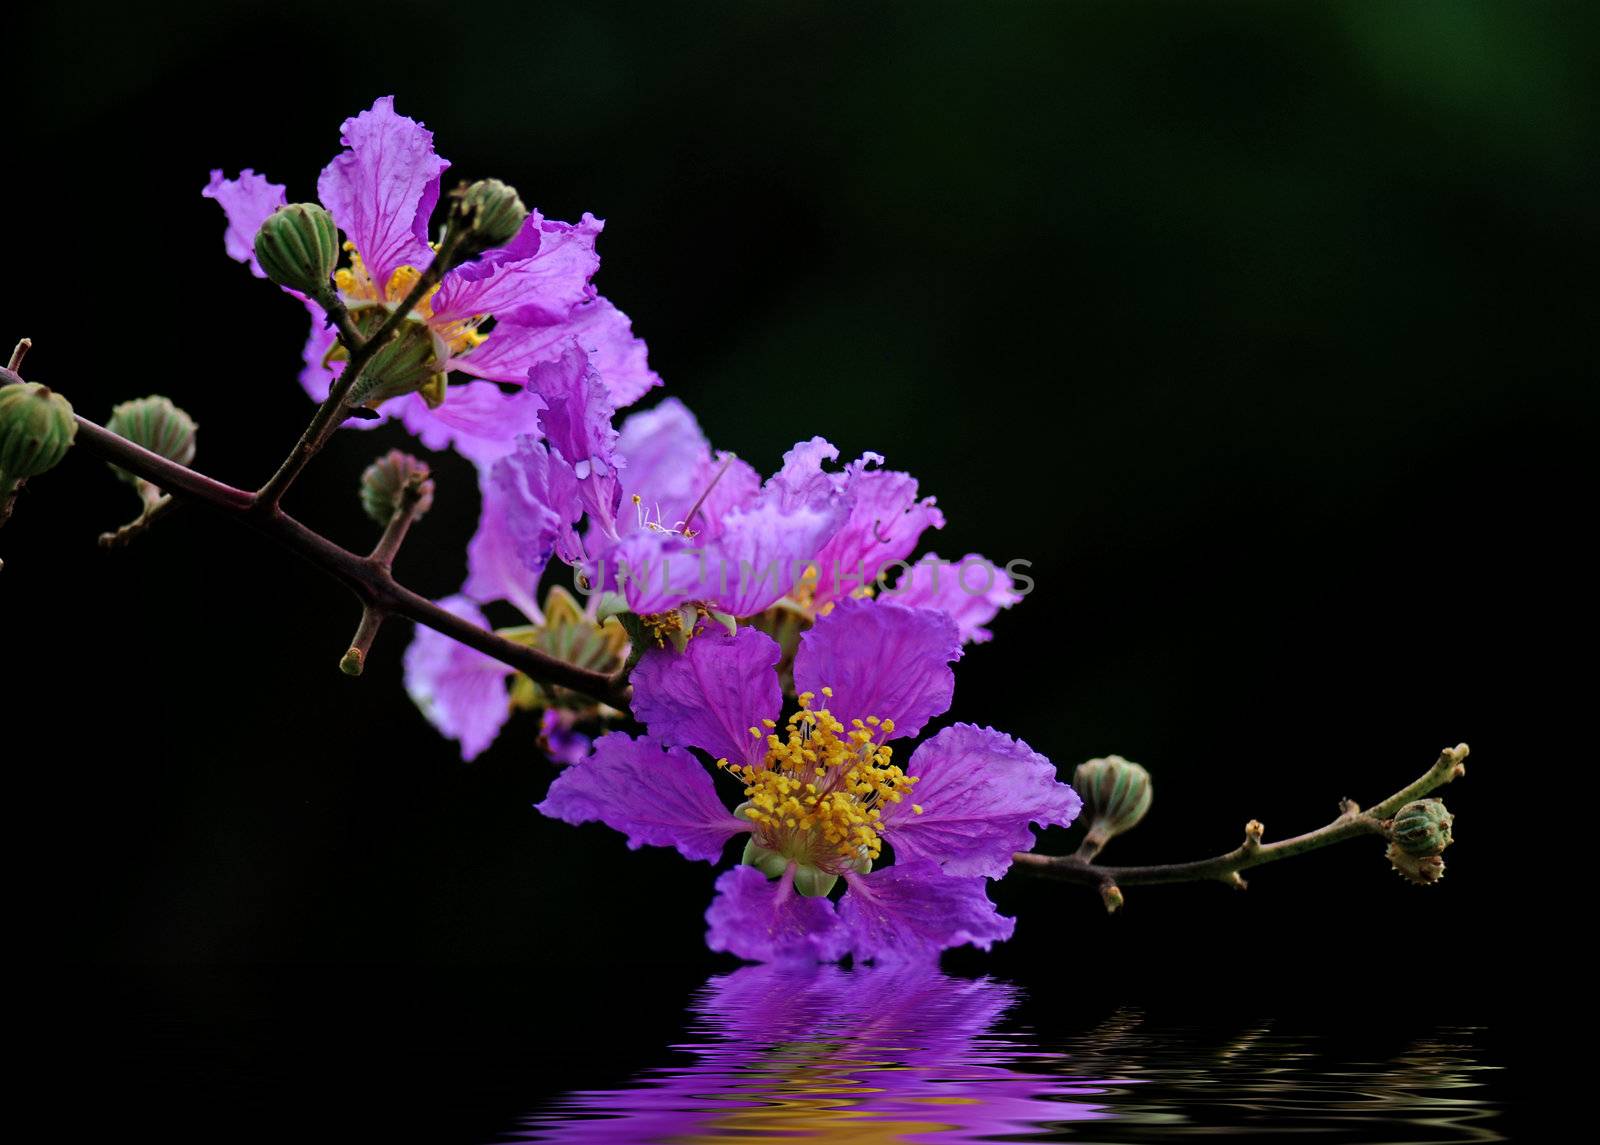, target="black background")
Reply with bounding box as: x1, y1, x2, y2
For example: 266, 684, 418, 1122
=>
6, 0, 1582, 1136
